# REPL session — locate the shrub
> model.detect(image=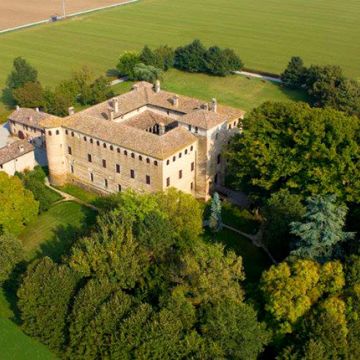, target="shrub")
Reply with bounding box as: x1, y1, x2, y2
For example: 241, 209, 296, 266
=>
0, 233, 23, 284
